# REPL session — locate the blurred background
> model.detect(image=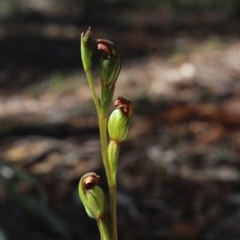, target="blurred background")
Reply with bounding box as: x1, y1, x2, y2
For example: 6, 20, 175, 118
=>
0, 0, 240, 239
